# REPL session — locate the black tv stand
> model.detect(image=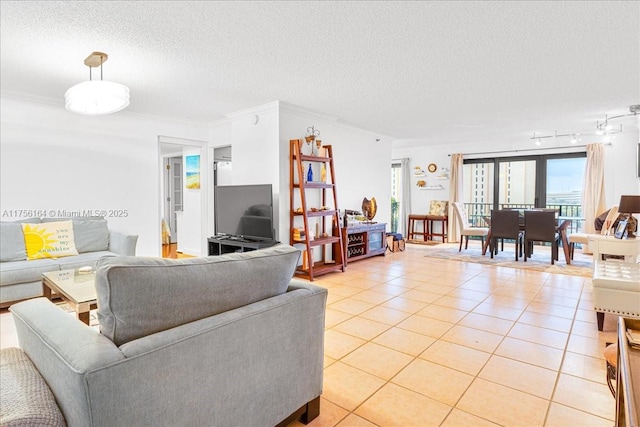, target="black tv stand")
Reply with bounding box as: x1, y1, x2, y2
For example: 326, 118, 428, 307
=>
208, 236, 279, 256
